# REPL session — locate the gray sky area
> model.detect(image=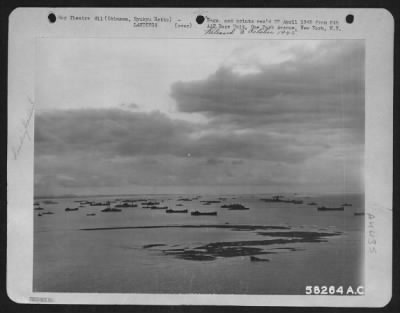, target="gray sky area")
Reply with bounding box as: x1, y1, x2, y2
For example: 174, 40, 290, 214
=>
34, 39, 364, 196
